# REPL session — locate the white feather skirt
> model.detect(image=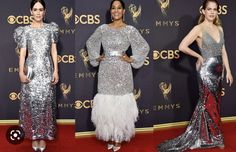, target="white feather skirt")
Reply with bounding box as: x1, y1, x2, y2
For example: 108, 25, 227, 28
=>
91, 93, 139, 142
